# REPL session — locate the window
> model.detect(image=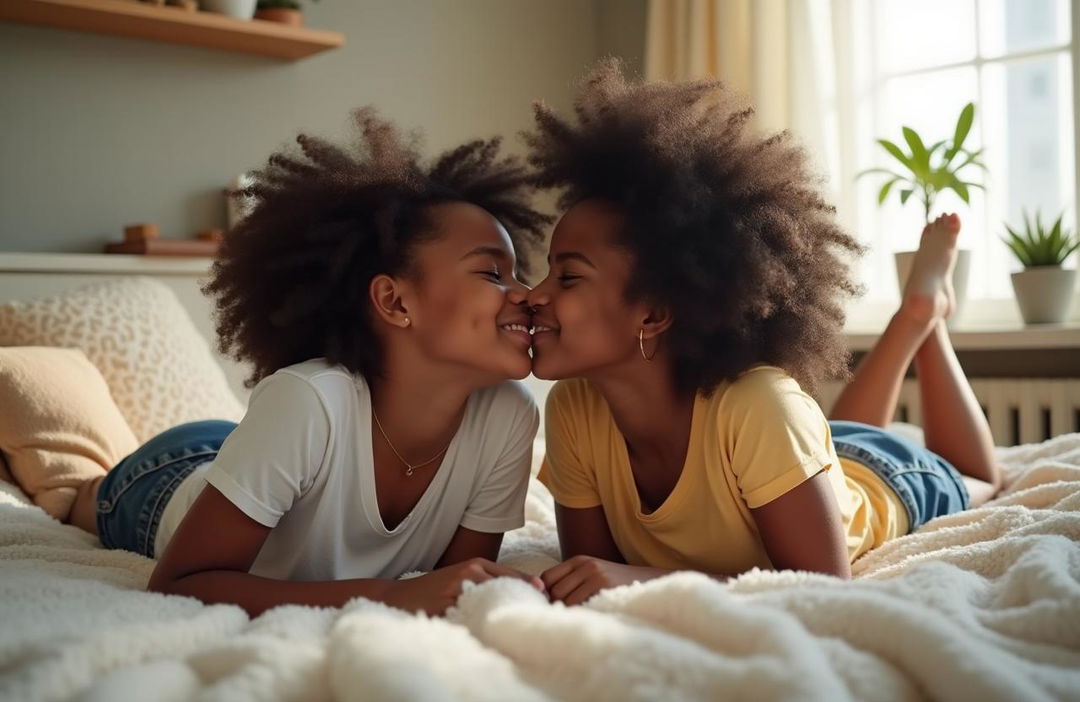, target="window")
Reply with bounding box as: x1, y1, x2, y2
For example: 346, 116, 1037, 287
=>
849, 0, 1075, 303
